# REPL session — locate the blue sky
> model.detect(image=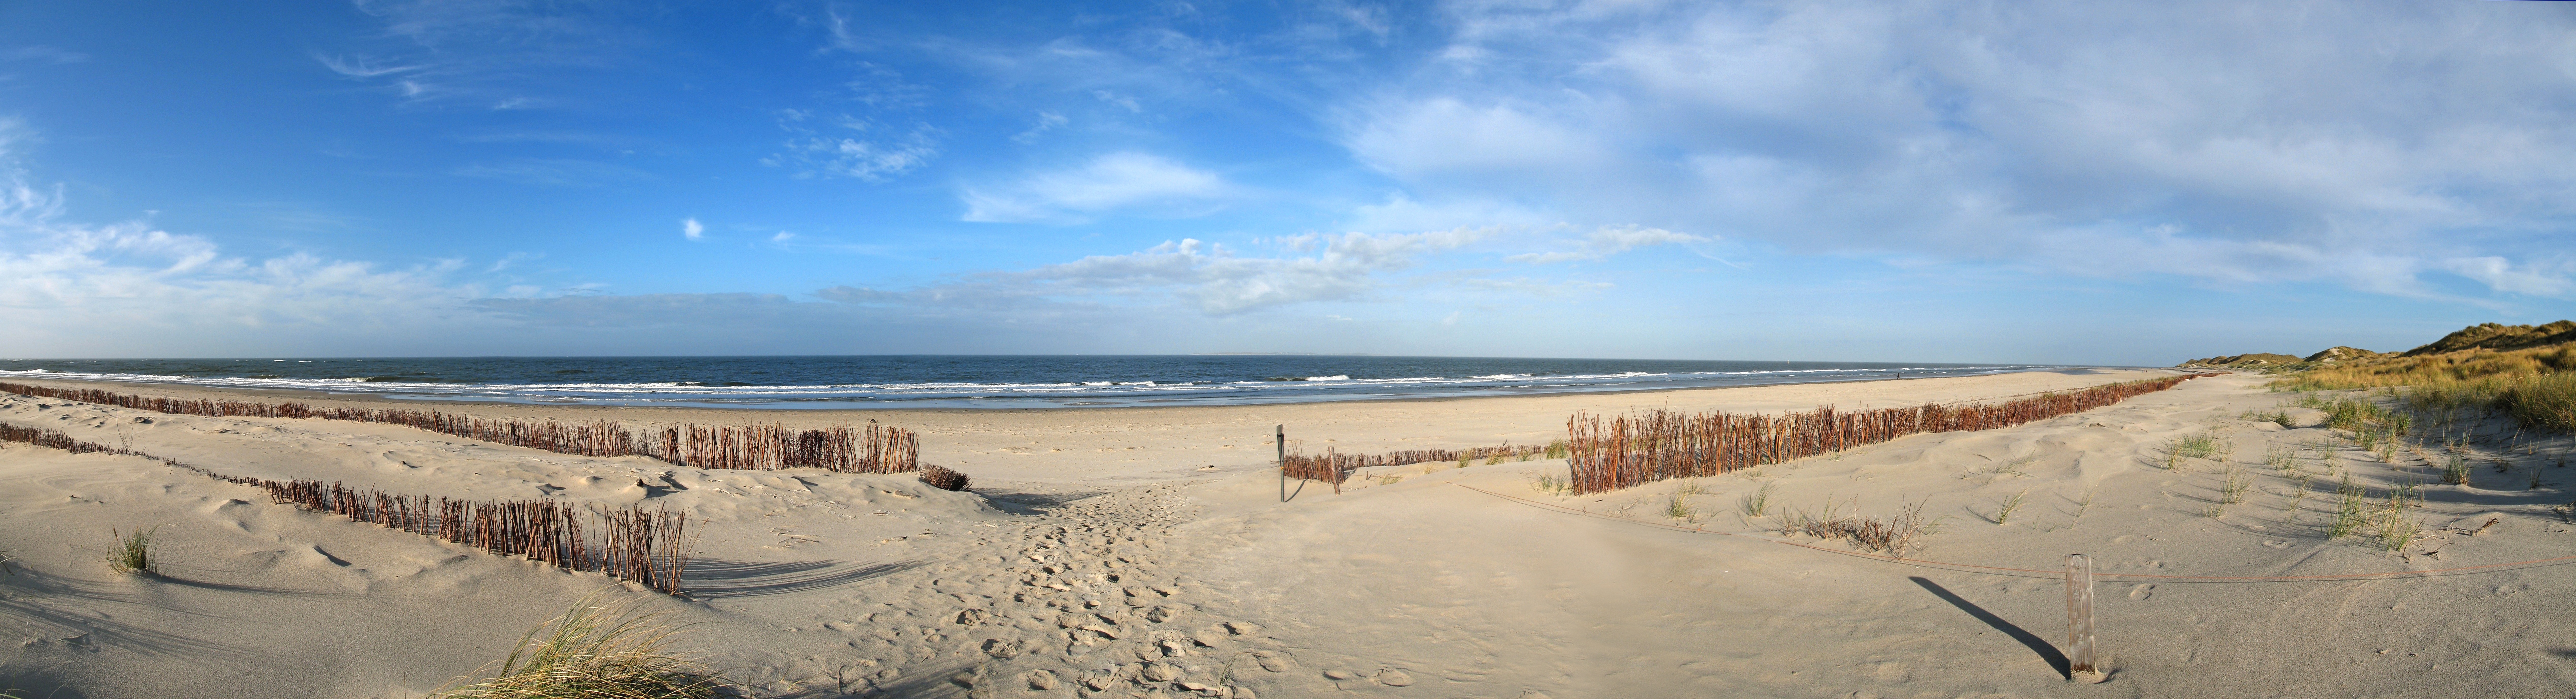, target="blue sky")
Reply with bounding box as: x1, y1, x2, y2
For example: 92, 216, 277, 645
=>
1, 1, 2570, 364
